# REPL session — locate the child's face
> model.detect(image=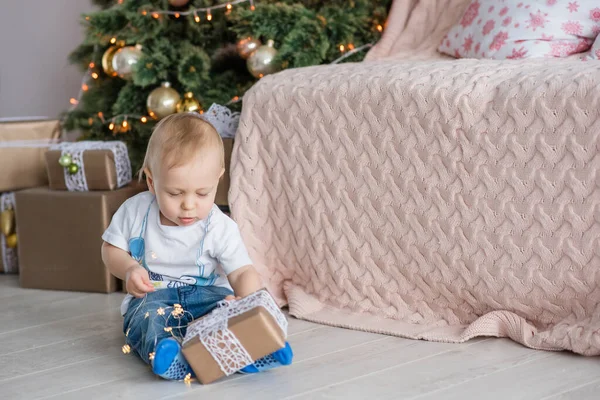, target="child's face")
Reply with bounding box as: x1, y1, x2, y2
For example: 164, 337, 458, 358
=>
147, 150, 224, 227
